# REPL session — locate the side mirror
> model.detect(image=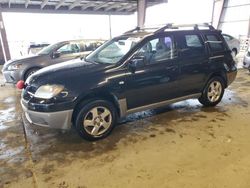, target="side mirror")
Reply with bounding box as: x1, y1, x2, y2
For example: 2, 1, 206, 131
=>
51, 51, 61, 59
128, 56, 145, 73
